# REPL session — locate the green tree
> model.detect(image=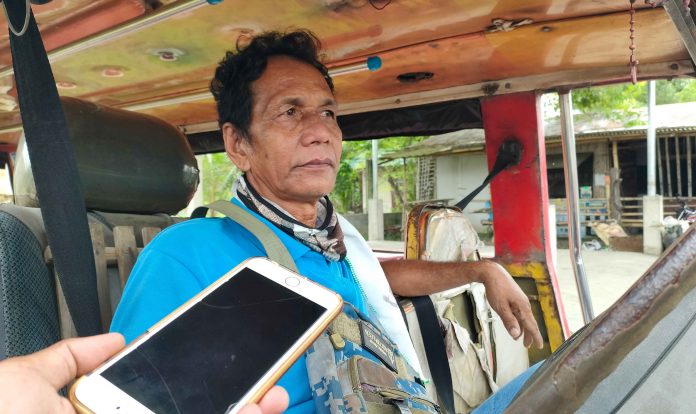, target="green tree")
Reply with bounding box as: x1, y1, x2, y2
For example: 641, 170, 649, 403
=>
332, 157, 362, 212
198, 152, 238, 204
331, 136, 425, 214
571, 79, 696, 124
